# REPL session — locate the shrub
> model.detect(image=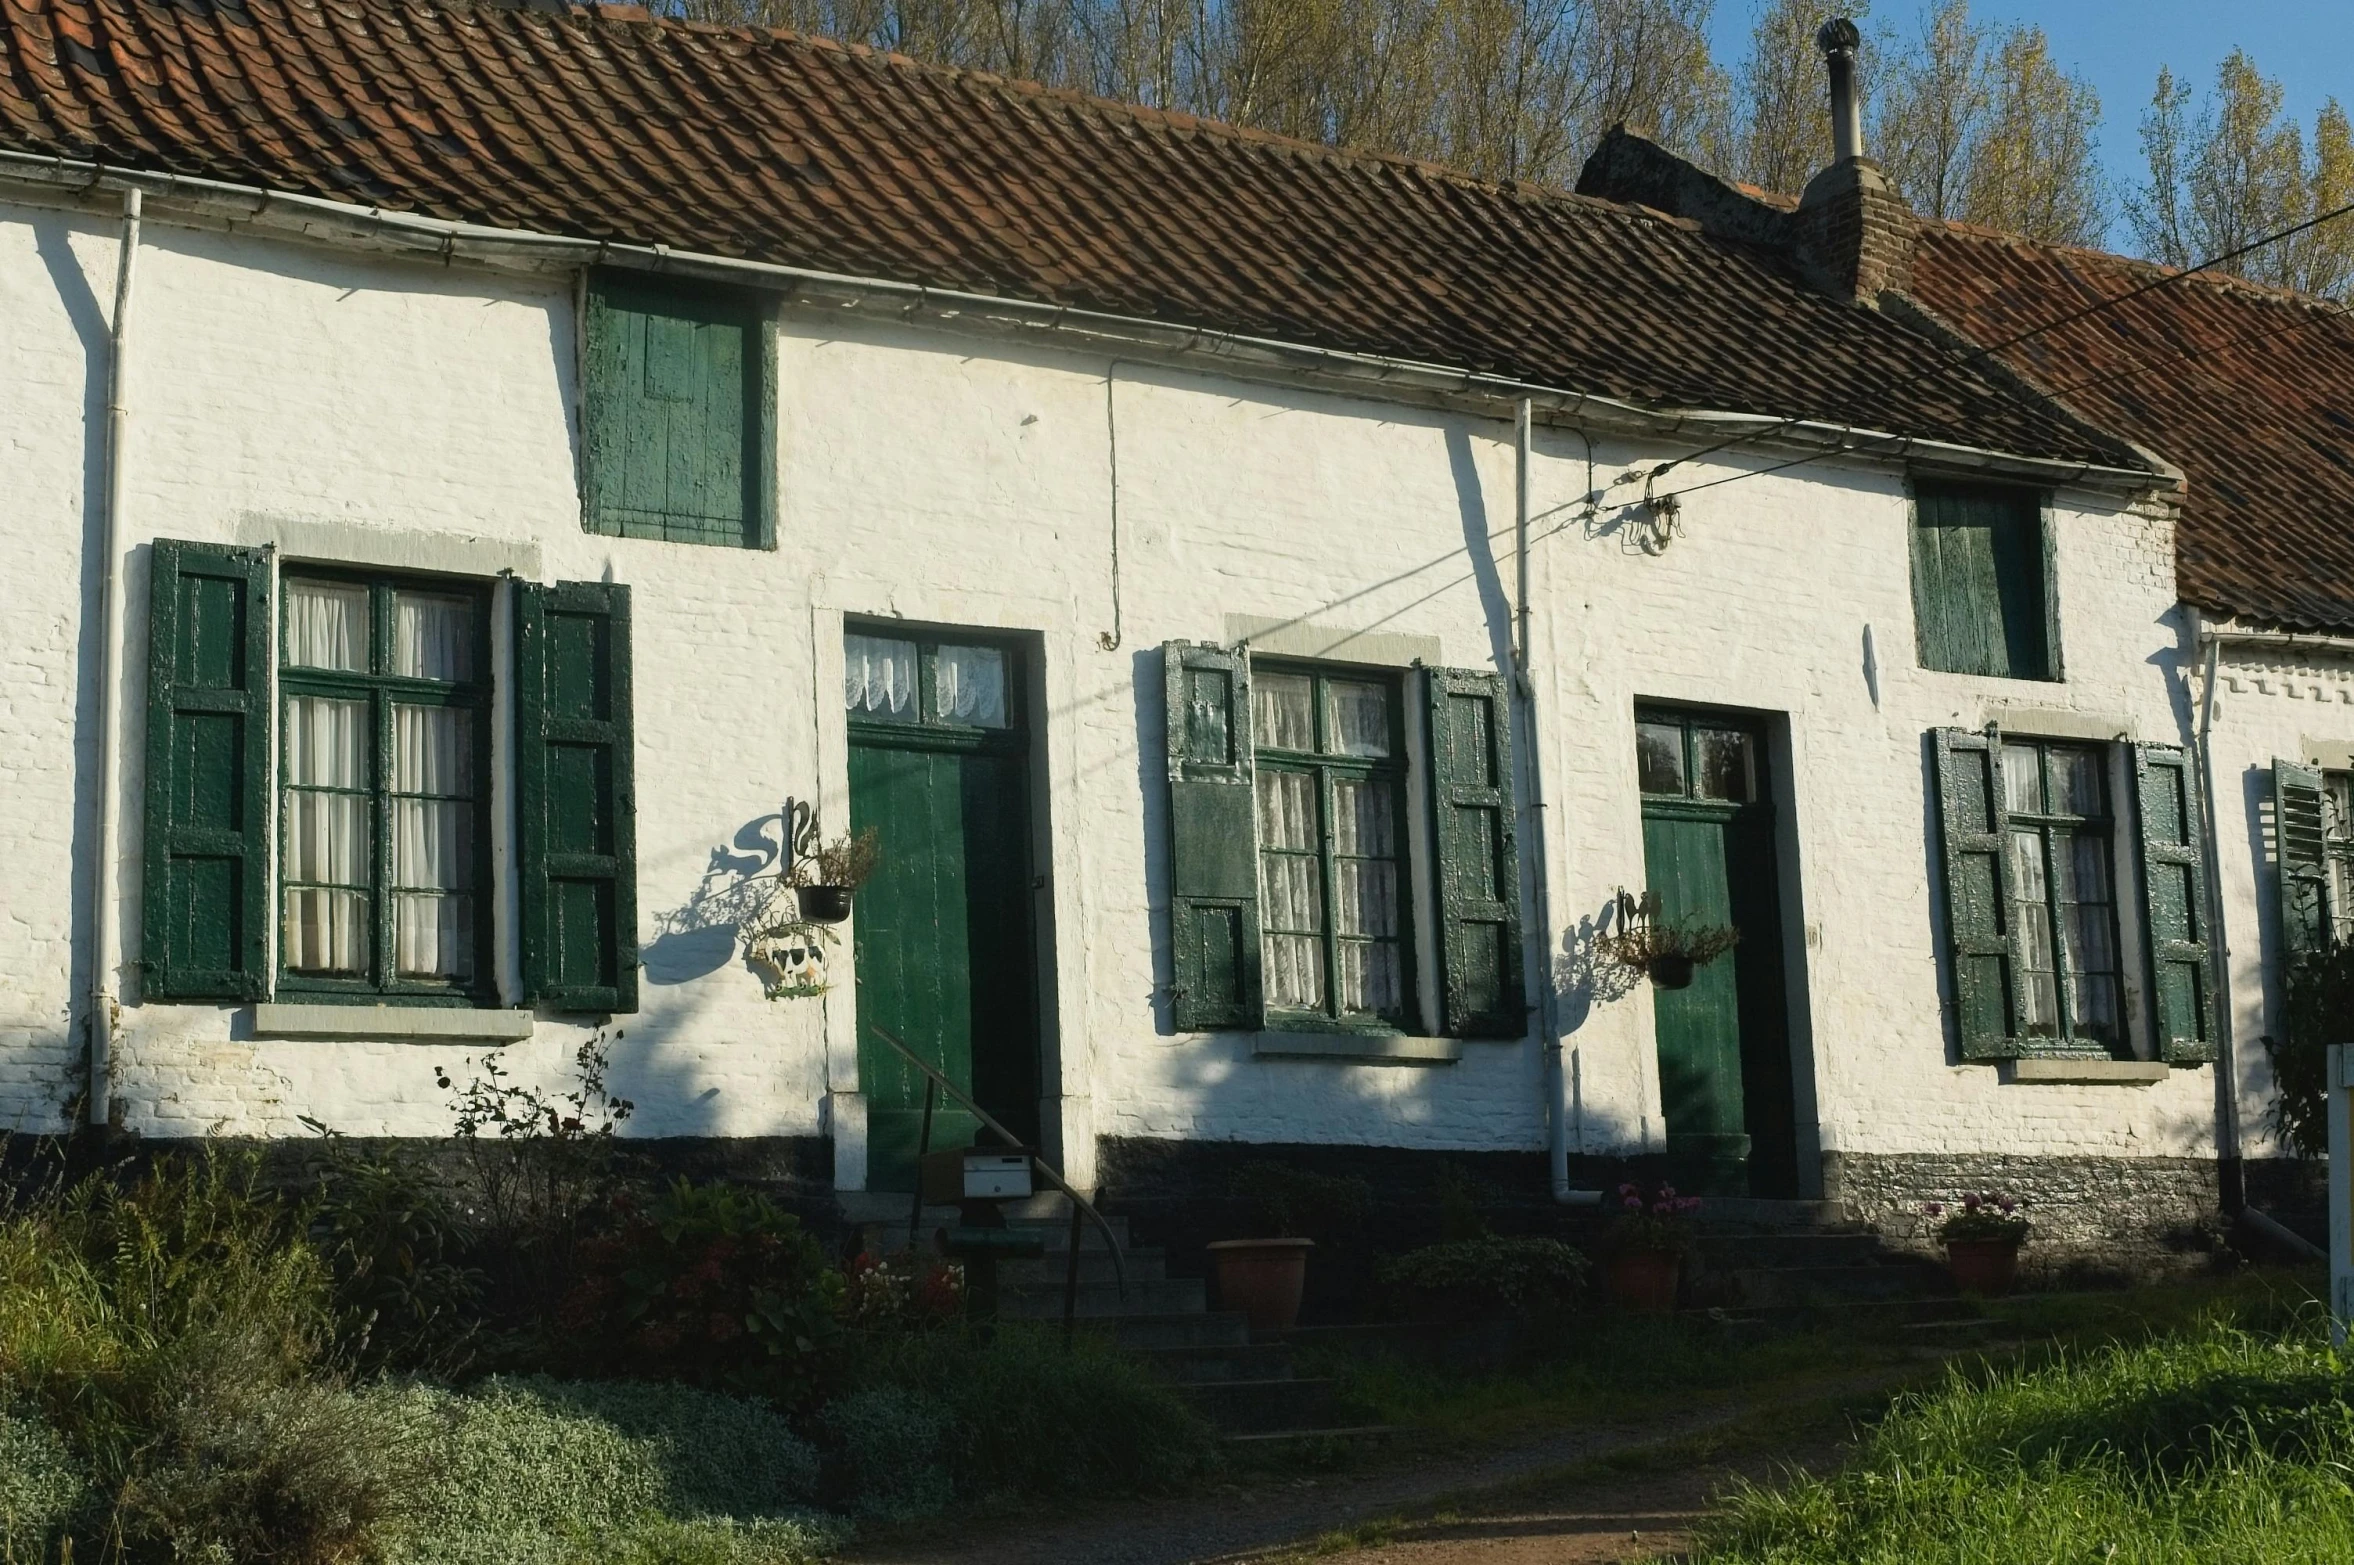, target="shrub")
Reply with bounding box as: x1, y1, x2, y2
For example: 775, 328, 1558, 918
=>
819, 1387, 954, 1521
303, 1135, 484, 1373
559, 1181, 844, 1405
384, 1377, 833, 1565
1229, 1163, 1370, 1241
0, 1402, 87, 1555
849, 1324, 1221, 1502
1379, 1235, 1590, 1323
2268, 944, 2354, 1160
